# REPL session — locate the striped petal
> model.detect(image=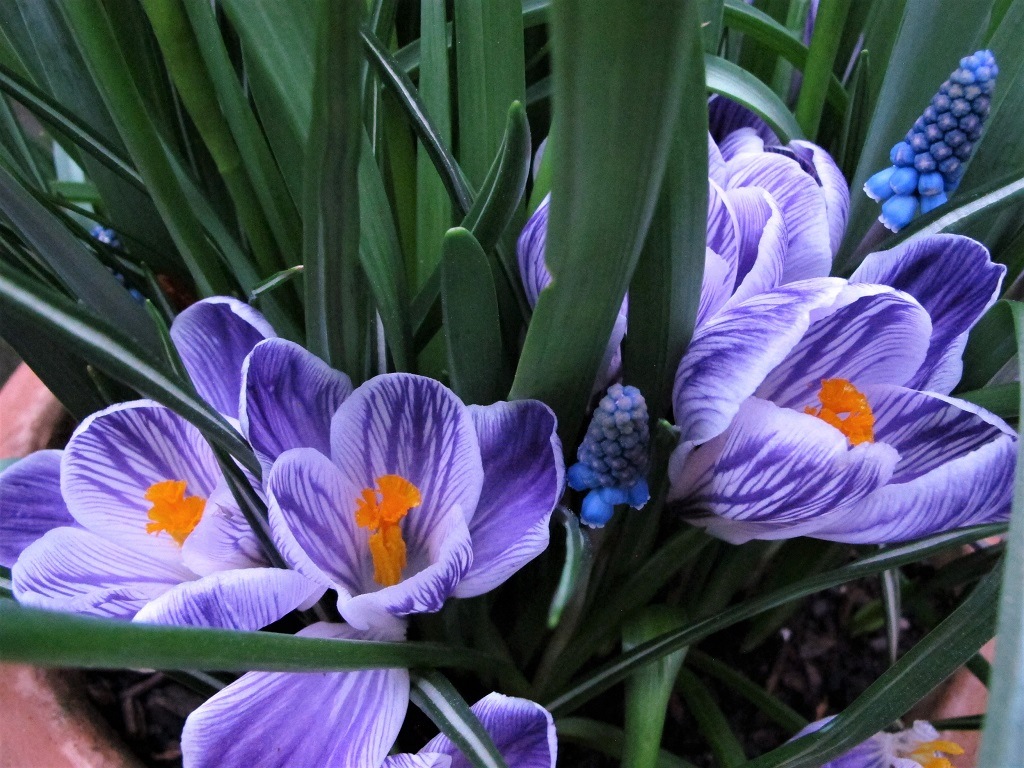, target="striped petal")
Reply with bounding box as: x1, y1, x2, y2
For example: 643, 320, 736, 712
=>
241, 338, 353, 474
455, 401, 564, 598
851, 234, 1005, 393
383, 756, 451, 768
0, 450, 76, 567
13, 526, 192, 618
723, 188, 787, 307
709, 96, 778, 154
517, 195, 552, 307
180, 481, 268, 576
133, 568, 323, 631
707, 180, 741, 270
810, 387, 1016, 543
726, 152, 831, 282
268, 448, 472, 631
756, 290, 932, 409
708, 134, 728, 186
170, 297, 275, 419
61, 401, 220, 563
181, 622, 409, 768
670, 397, 899, 544
790, 140, 849, 256
421, 693, 557, 768
673, 278, 847, 446
696, 248, 737, 329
